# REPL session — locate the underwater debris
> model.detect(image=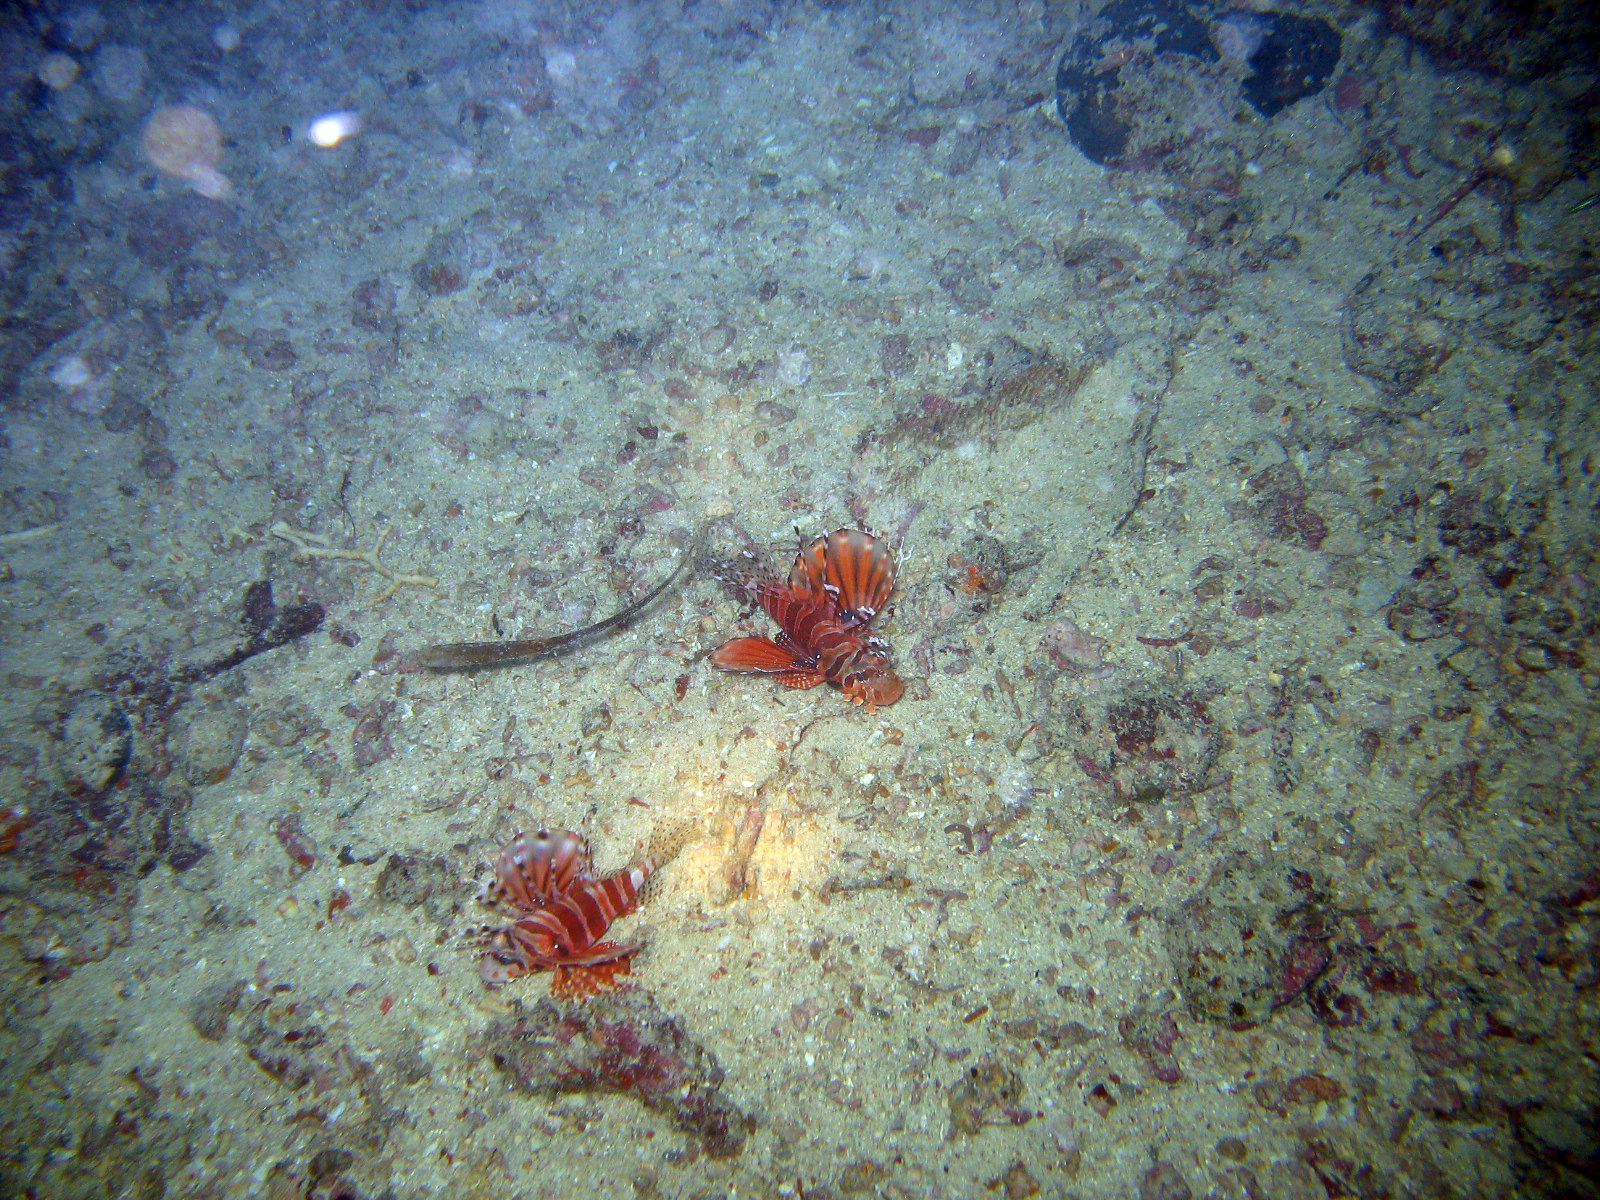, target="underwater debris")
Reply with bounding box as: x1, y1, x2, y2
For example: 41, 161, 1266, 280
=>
1240, 463, 1329, 551
1119, 1003, 1183, 1084
1340, 270, 1455, 405
1379, 0, 1599, 81
269, 812, 318, 874
991, 1160, 1042, 1199
411, 226, 472, 296
817, 859, 912, 904
477, 990, 754, 1158
946, 1054, 1025, 1138
713, 789, 767, 904
170, 579, 326, 684
1164, 854, 1331, 1028
240, 1004, 330, 1090
187, 979, 247, 1042
269, 522, 438, 605
1139, 1160, 1196, 1200
1052, 682, 1227, 805
372, 852, 458, 922
141, 104, 232, 200
878, 339, 1091, 451
5, 577, 327, 985
1039, 616, 1112, 678
48, 692, 133, 796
